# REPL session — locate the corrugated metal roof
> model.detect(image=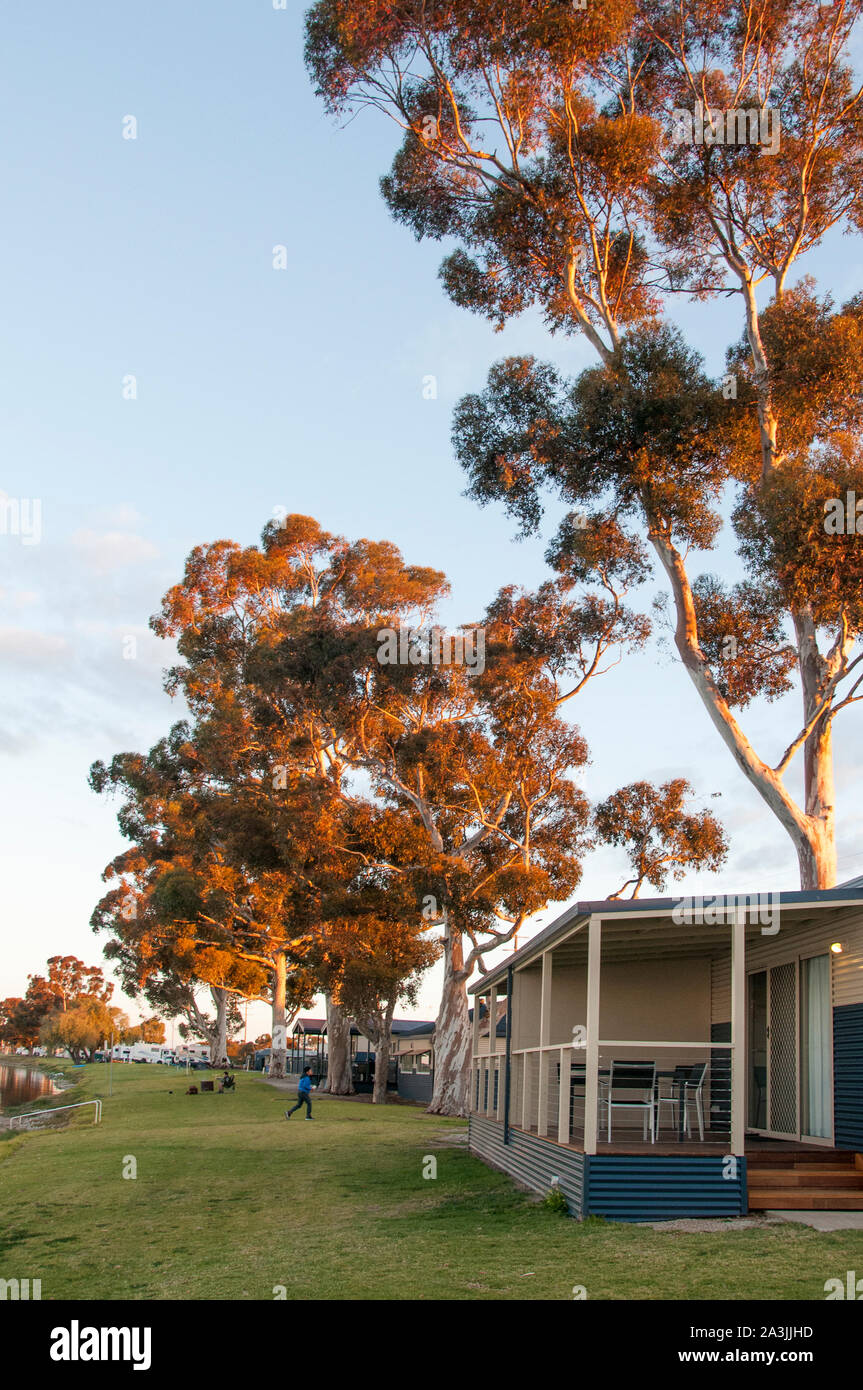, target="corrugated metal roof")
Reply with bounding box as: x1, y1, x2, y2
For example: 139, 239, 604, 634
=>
293, 1017, 435, 1037
347, 1020, 435, 1036
839, 873, 863, 889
